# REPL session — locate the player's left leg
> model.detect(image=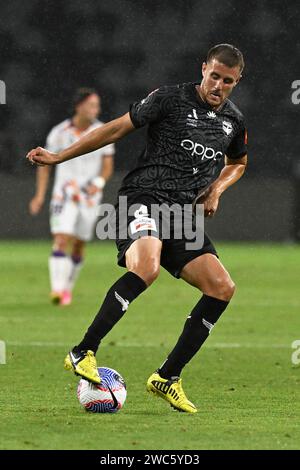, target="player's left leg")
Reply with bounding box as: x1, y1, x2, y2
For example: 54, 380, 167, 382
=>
147, 253, 234, 413
158, 254, 234, 381
60, 237, 85, 306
